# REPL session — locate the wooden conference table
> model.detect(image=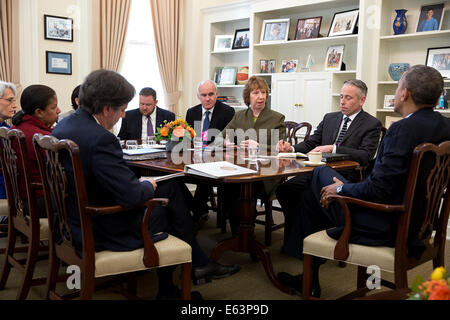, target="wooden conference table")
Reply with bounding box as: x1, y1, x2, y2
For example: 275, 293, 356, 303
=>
127, 148, 358, 294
